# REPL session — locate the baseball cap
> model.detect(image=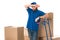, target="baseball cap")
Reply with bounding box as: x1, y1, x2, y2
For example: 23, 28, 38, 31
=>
31, 2, 37, 5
